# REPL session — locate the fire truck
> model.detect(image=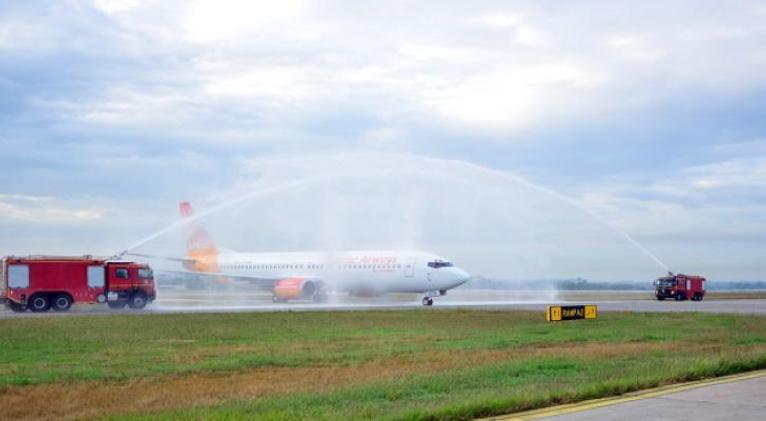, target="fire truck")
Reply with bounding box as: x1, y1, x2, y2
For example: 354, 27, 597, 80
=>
1, 255, 156, 312
654, 272, 706, 301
